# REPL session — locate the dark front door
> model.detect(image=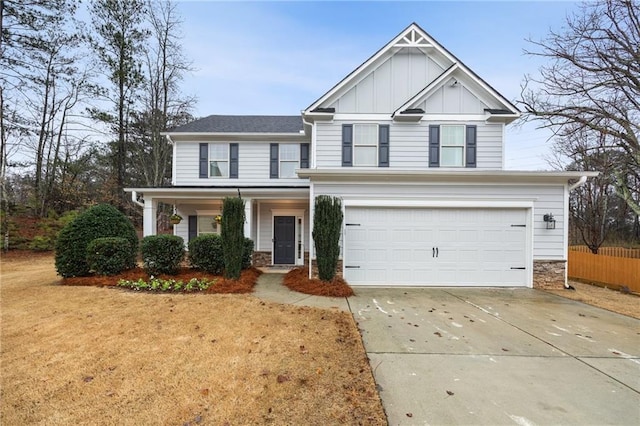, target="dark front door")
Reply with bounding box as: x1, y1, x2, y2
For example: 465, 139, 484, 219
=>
274, 216, 295, 264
